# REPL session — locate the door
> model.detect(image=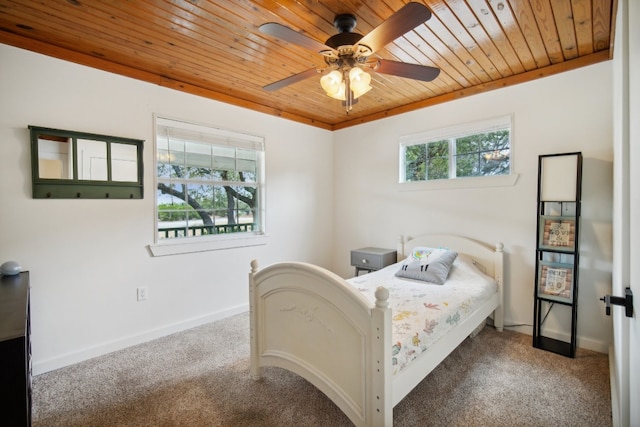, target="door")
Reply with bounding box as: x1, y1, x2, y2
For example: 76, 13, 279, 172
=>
612, 1, 639, 425
628, 0, 639, 422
